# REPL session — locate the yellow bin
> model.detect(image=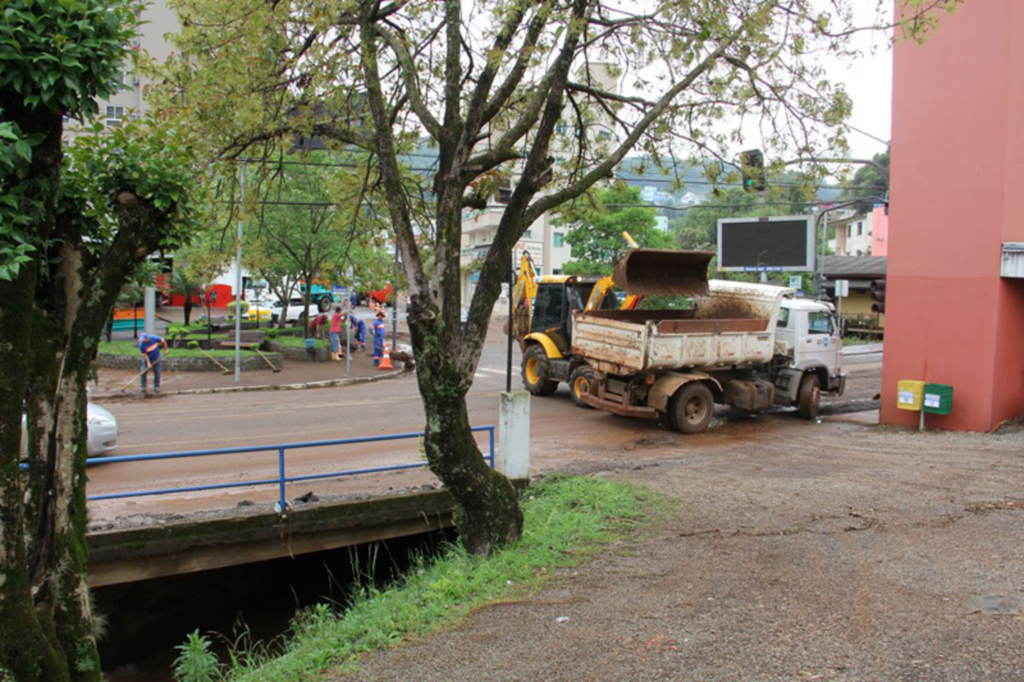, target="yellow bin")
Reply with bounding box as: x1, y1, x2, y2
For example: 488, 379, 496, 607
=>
897, 380, 926, 411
